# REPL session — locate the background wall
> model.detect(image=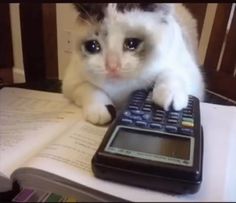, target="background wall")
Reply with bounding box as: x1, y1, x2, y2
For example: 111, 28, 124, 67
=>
9, 3, 218, 83
56, 3, 78, 79
9, 3, 24, 83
